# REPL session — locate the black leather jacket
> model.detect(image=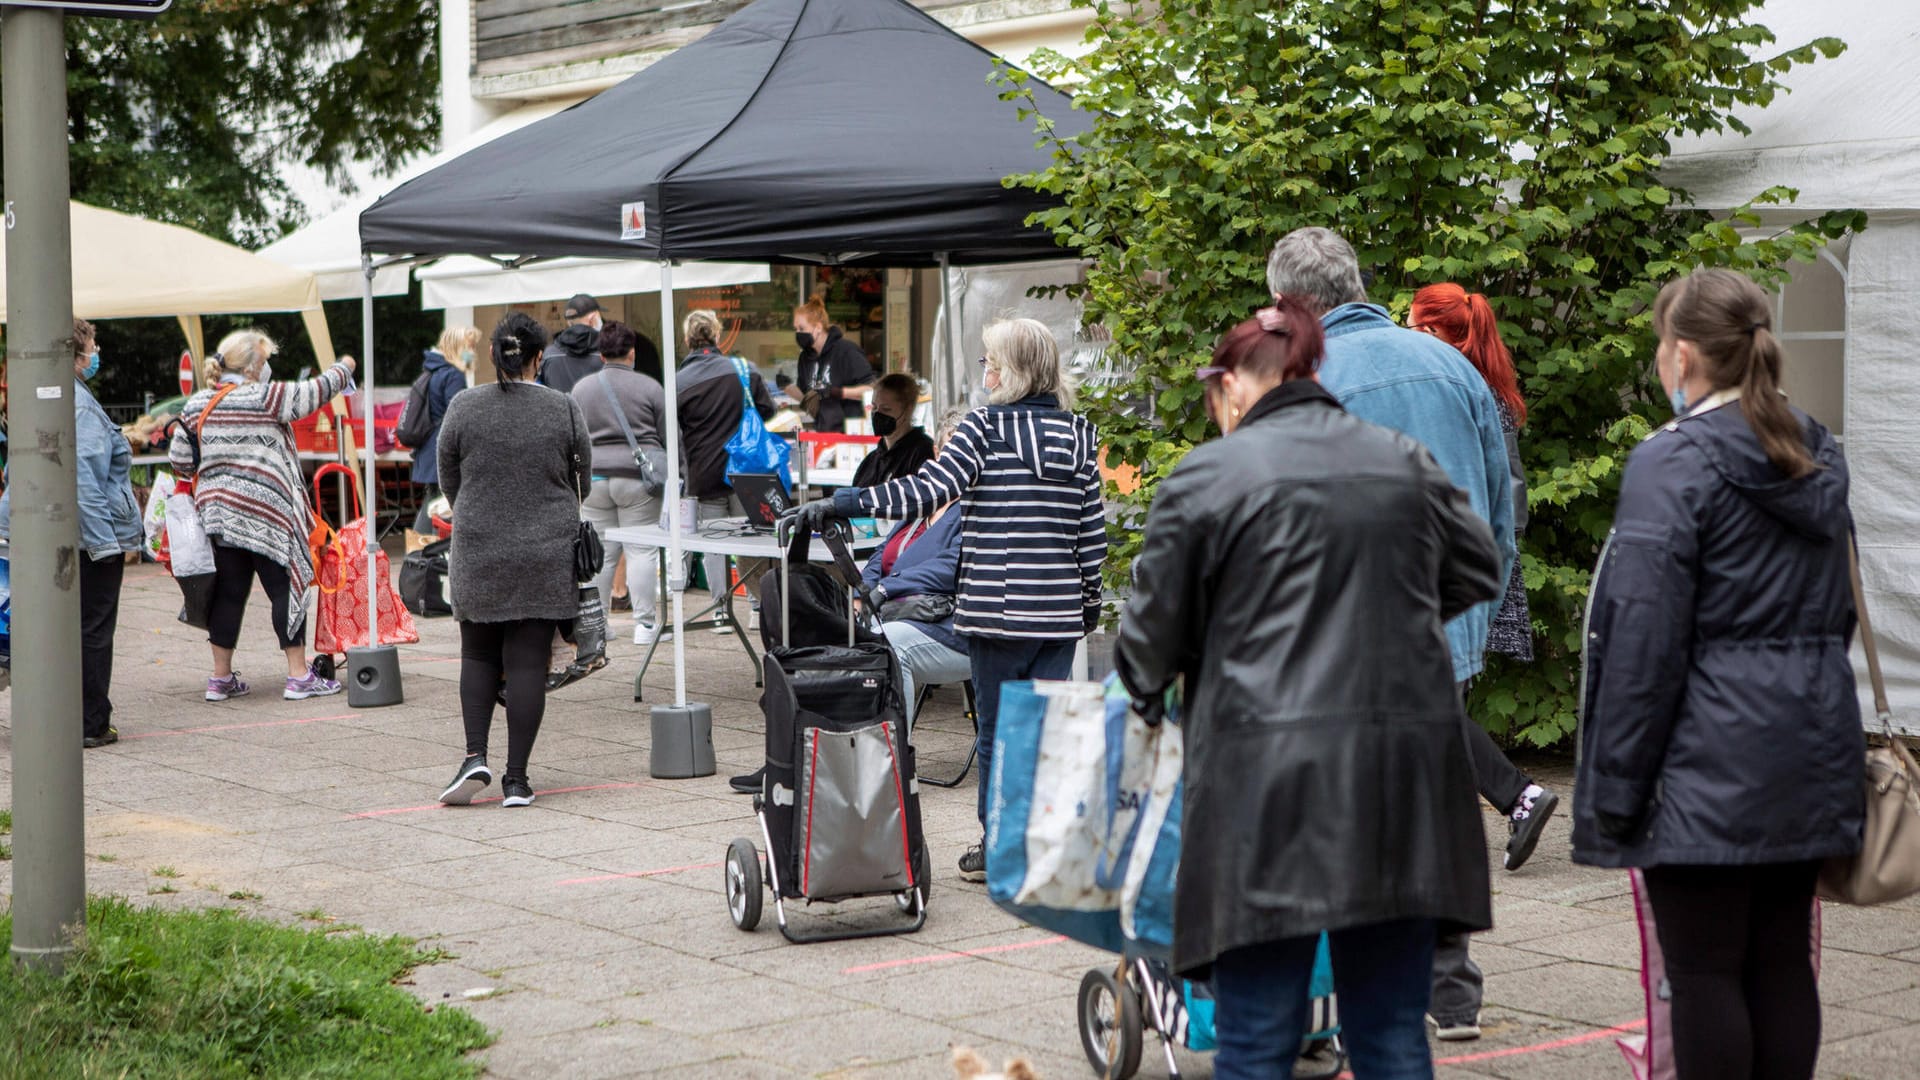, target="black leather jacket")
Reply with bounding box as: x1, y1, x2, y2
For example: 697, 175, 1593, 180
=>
1116, 380, 1502, 978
